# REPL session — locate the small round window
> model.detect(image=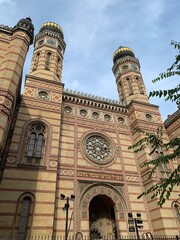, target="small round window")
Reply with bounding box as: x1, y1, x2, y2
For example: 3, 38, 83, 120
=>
92, 112, 99, 119
64, 106, 73, 114
104, 114, 111, 122
145, 114, 152, 121
118, 117, 125, 124
38, 91, 49, 99
80, 109, 88, 117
